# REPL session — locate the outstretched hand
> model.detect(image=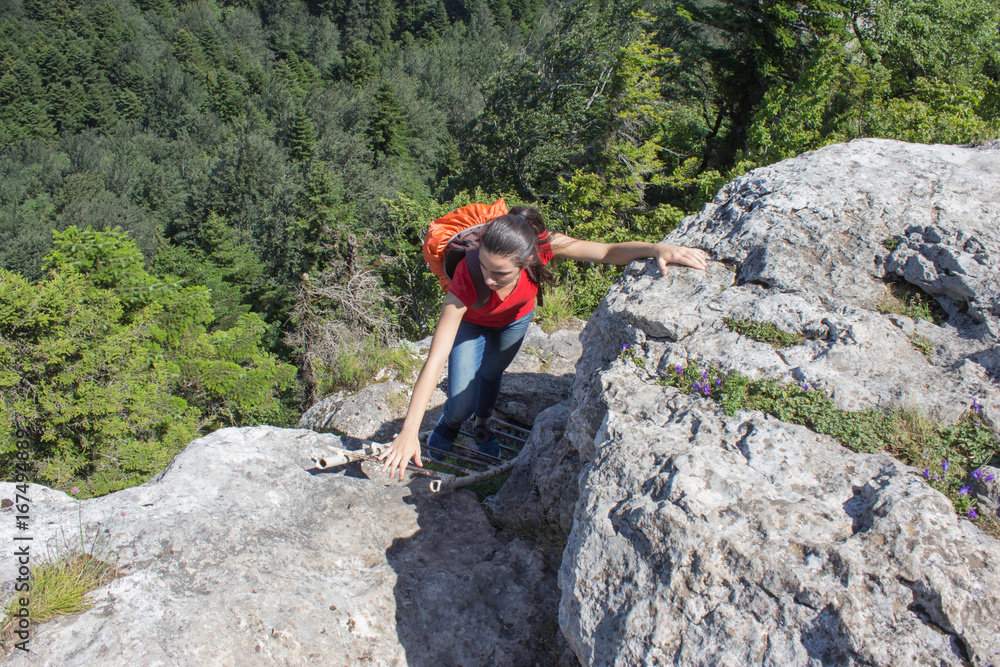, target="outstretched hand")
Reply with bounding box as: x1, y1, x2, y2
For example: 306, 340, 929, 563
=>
653, 244, 707, 275
377, 430, 423, 481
